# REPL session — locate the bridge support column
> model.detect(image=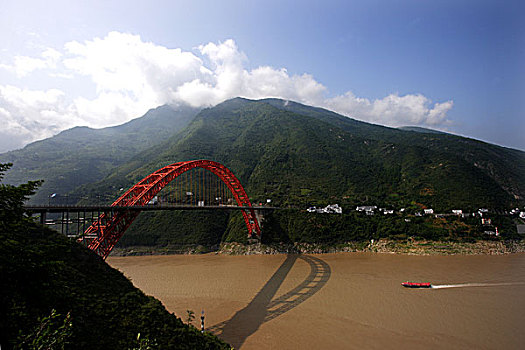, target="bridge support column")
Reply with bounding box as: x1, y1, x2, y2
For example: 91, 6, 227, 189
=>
254, 209, 264, 236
